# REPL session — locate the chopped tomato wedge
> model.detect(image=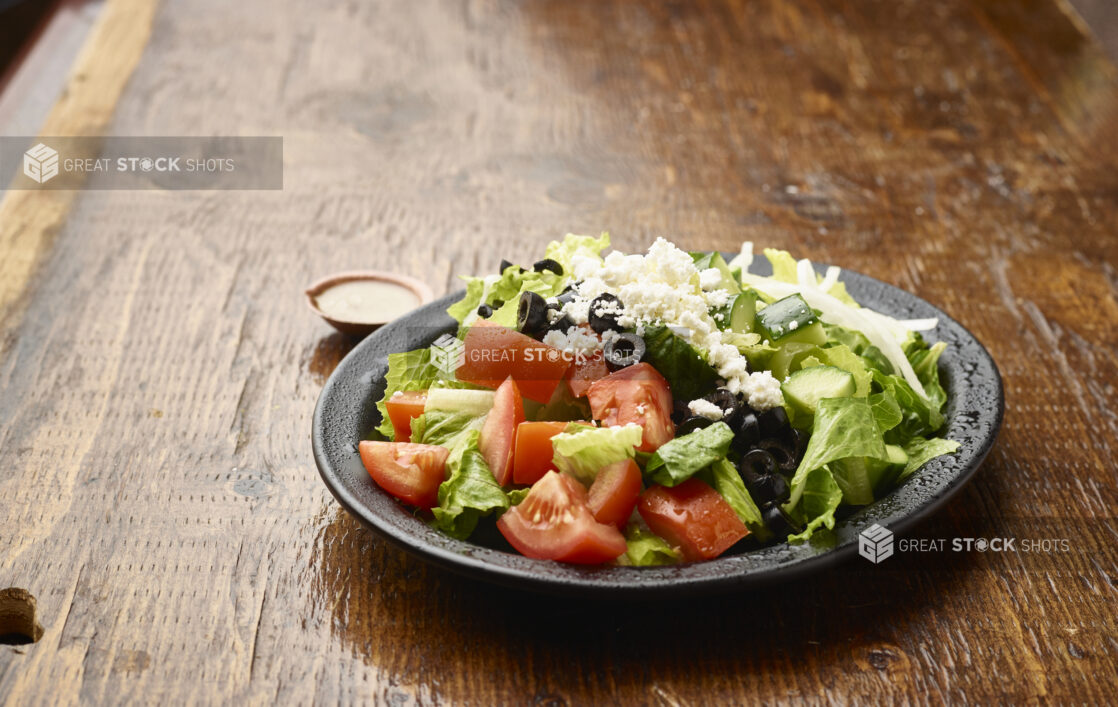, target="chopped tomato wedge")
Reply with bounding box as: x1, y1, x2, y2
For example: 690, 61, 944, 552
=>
479, 377, 524, 486
586, 362, 675, 452
457, 321, 572, 403
498, 471, 627, 564
383, 390, 427, 442
567, 350, 610, 398
638, 479, 748, 562
587, 458, 643, 529
358, 441, 450, 508
512, 420, 569, 485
